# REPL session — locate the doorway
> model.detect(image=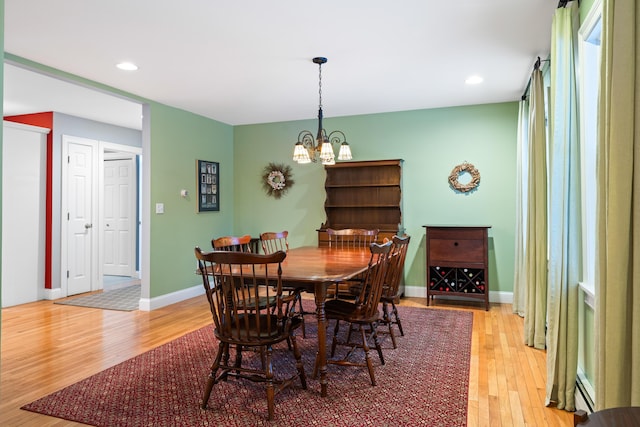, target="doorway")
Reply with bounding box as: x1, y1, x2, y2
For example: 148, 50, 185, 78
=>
103, 153, 138, 278
4, 62, 148, 304
62, 137, 142, 297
